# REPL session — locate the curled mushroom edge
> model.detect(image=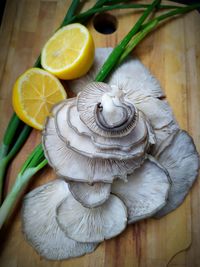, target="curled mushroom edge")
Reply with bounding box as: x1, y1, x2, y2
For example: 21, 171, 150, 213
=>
22, 48, 199, 261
